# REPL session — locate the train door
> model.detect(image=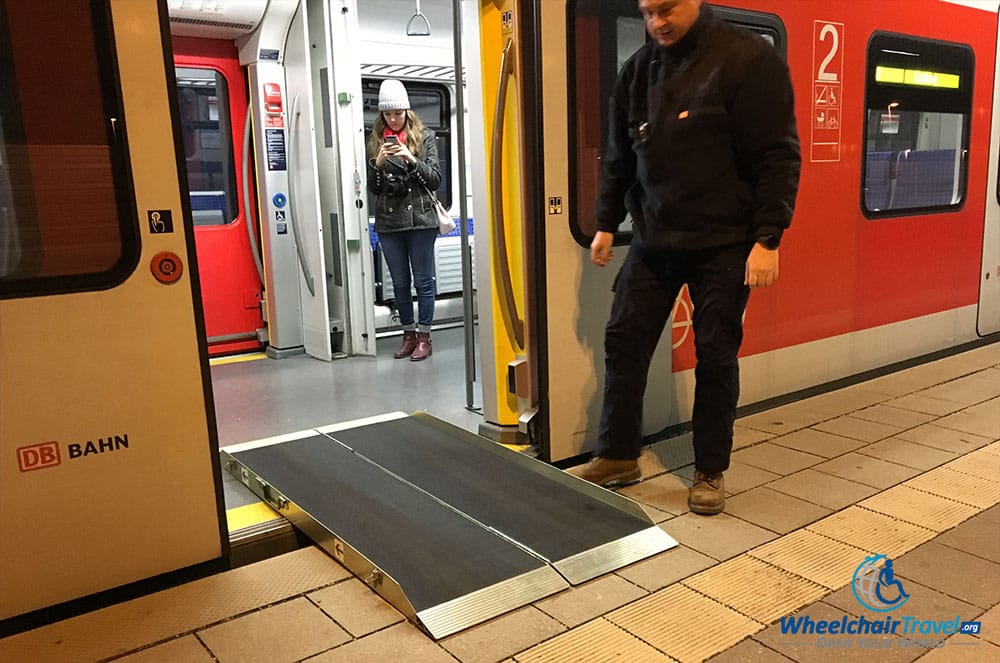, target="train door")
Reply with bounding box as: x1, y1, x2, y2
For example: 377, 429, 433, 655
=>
470, 0, 675, 459
0, 0, 226, 623
979, 14, 1000, 334
173, 38, 266, 356
170, 1, 346, 362
300, 0, 375, 358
